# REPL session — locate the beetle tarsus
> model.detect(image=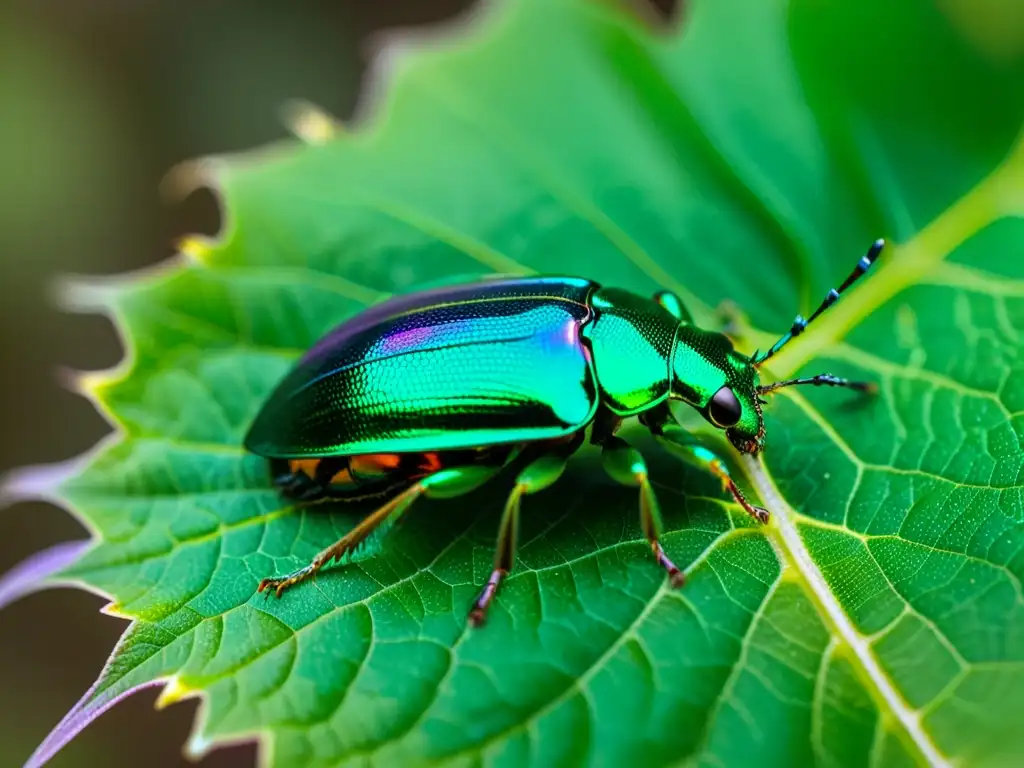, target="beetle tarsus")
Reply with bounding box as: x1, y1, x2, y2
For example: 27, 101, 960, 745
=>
647, 424, 771, 525
258, 570, 313, 598
708, 458, 770, 524
652, 542, 686, 588
468, 568, 506, 627
255, 480, 437, 602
